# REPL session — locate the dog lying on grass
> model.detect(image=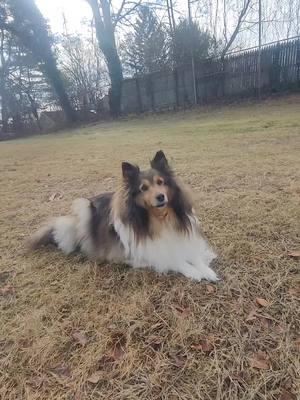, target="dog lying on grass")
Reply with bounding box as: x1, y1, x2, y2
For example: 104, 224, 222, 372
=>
29, 151, 218, 282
